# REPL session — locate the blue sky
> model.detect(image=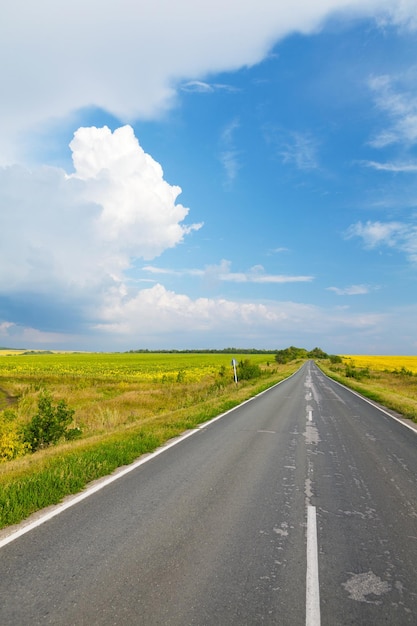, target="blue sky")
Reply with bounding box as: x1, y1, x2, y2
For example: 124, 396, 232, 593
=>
1, 1, 417, 353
